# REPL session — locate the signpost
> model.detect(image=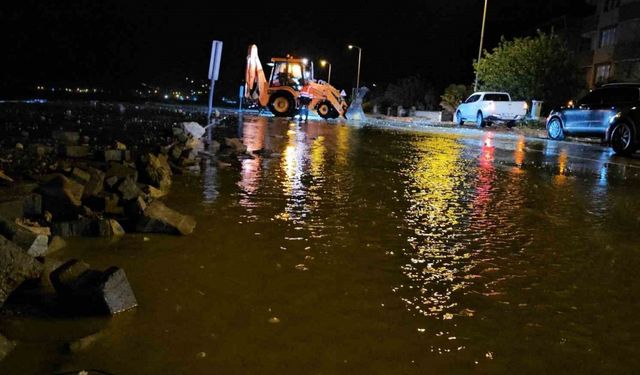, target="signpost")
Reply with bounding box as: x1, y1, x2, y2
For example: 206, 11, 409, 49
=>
207, 40, 223, 125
